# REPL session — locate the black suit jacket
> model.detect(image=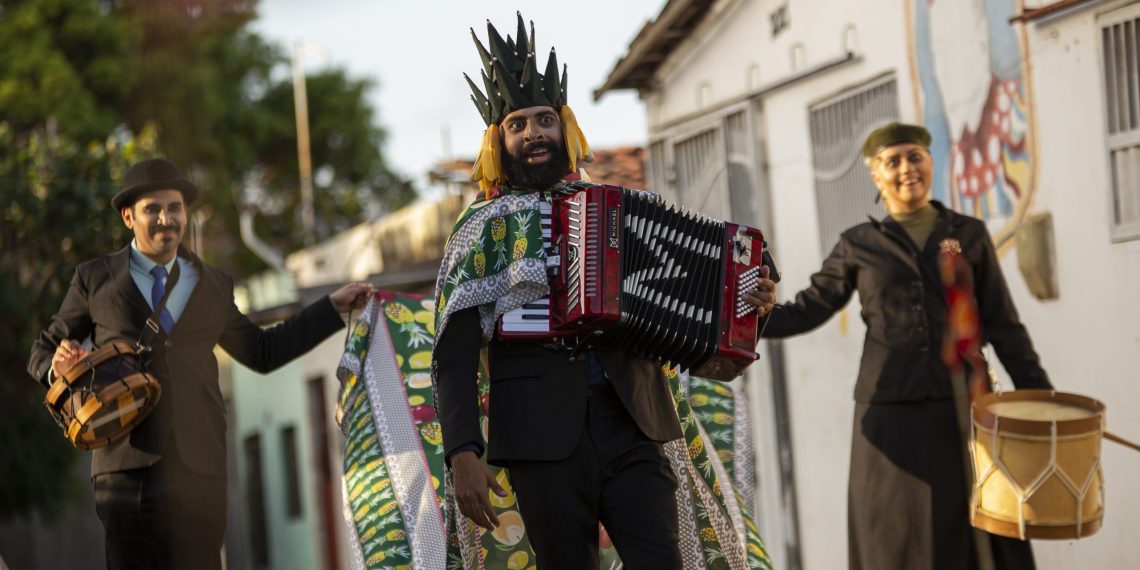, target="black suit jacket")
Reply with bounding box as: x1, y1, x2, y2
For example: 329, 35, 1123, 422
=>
434, 307, 683, 465
27, 246, 345, 477
763, 201, 1050, 403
